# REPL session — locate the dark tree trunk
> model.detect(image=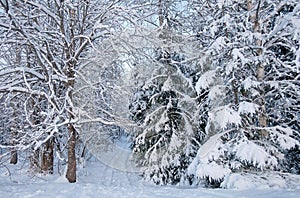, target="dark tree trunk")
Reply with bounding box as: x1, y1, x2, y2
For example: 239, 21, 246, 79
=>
29, 148, 41, 173
10, 131, 18, 165
66, 124, 77, 183
10, 150, 18, 164
65, 58, 77, 183
41, 138, 54, 174
10, 41, 21, 165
